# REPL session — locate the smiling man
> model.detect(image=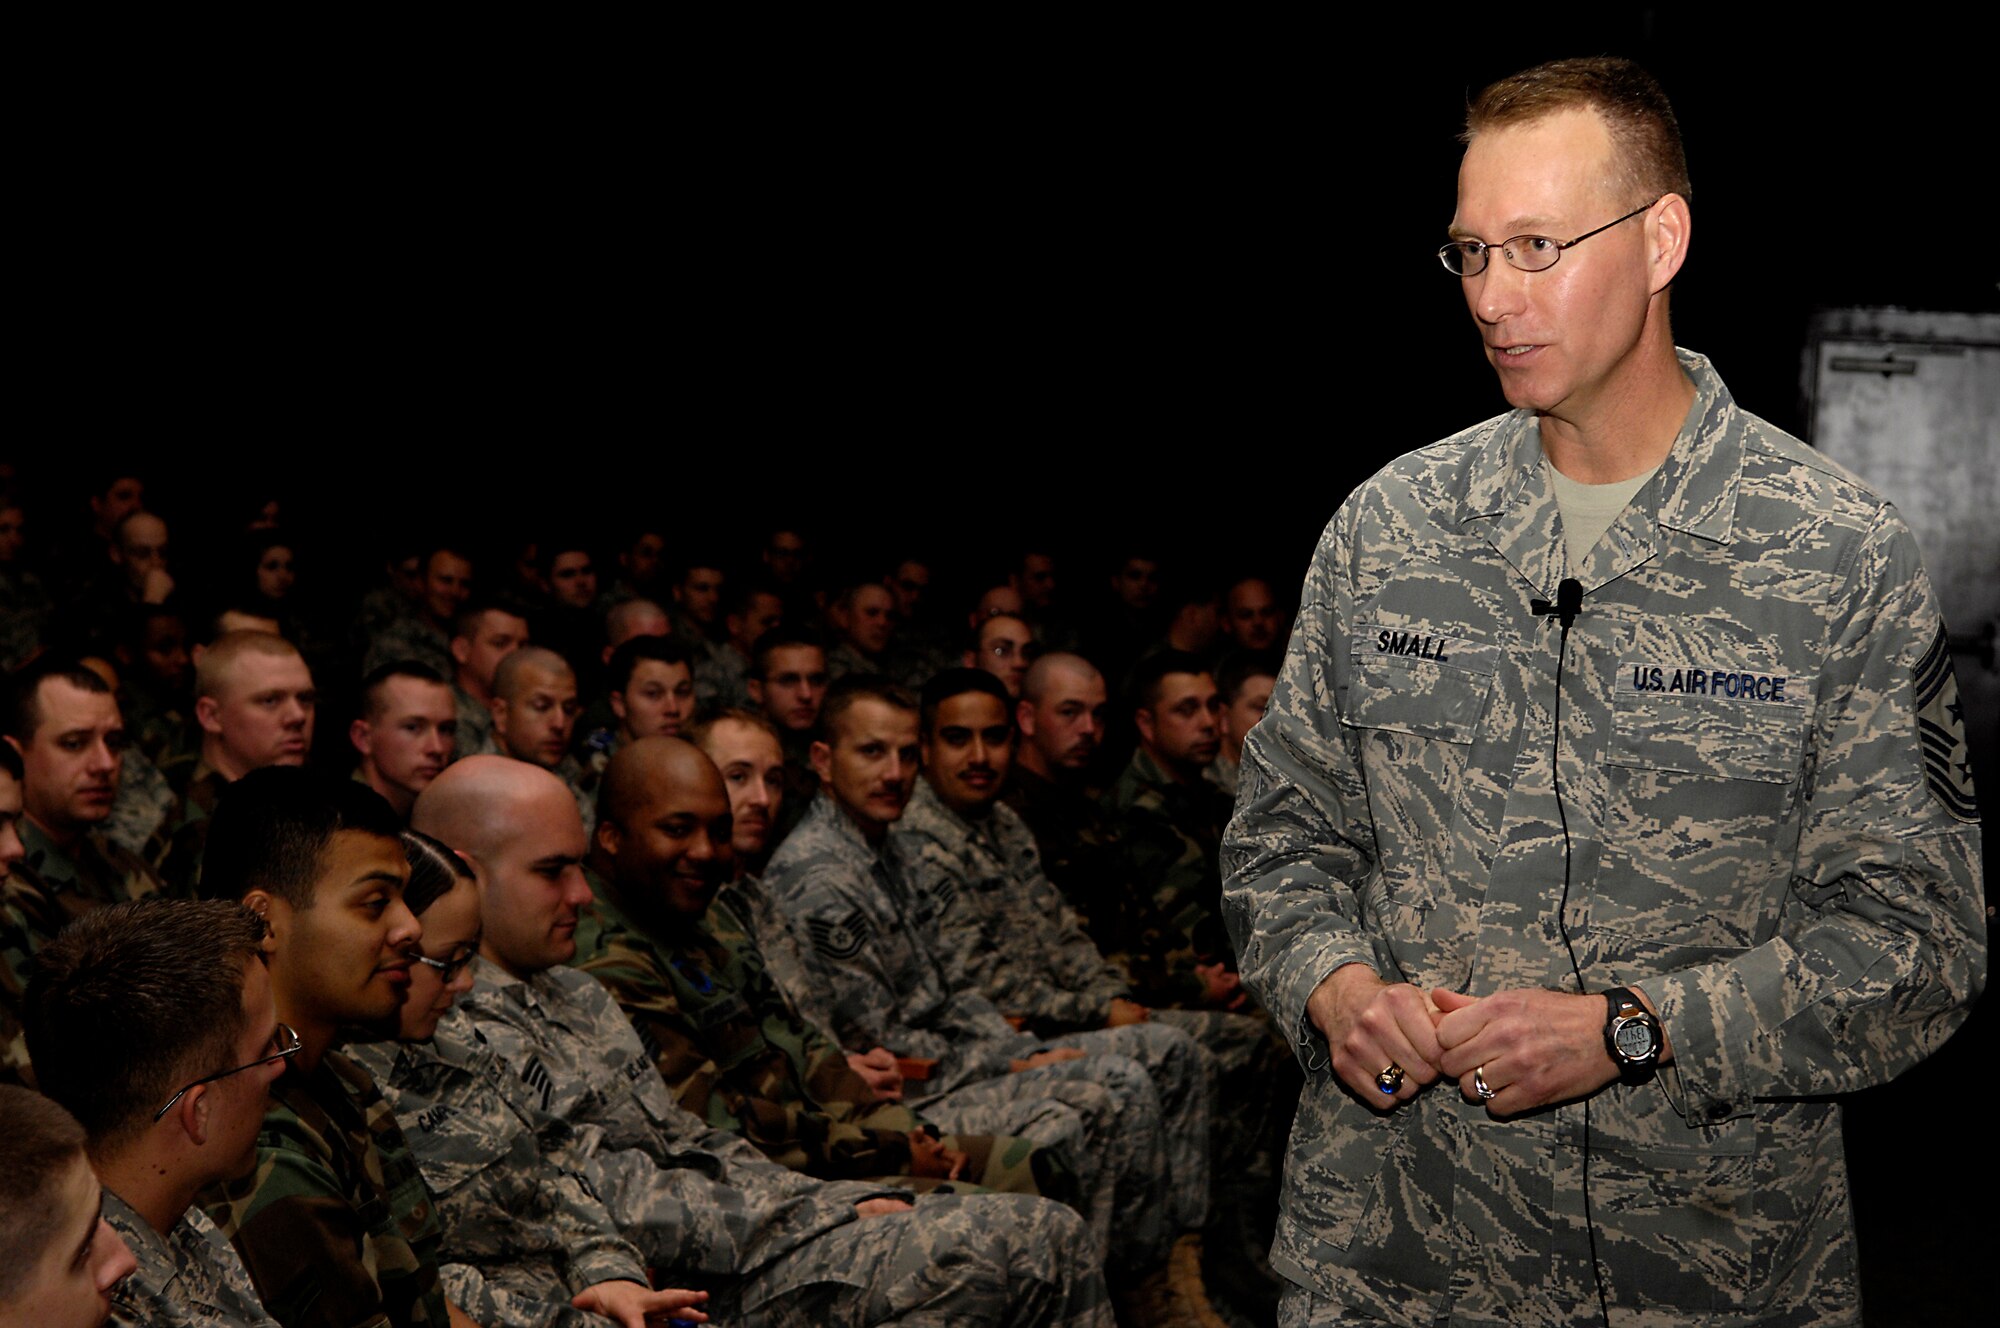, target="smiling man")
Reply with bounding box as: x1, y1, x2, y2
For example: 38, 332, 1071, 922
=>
193, 767, 455, 1328
26, 899, 287, 1327
2, 662, 163, 1086
1224, 58, 1985, 1327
